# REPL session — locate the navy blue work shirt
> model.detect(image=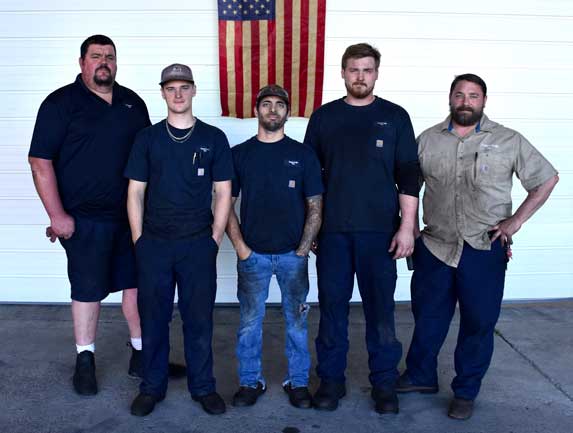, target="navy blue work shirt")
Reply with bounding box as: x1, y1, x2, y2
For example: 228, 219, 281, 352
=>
29, 74, 151, 221
304, 97, 420, 233
124, 119, 234, 240
232, 136, 323, 254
